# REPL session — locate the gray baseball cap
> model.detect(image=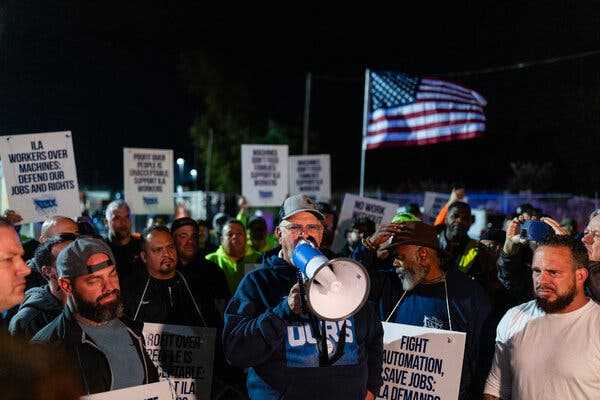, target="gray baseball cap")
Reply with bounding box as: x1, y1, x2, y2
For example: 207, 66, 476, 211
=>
56, 237, 116, 278
279, 194, 324, 221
